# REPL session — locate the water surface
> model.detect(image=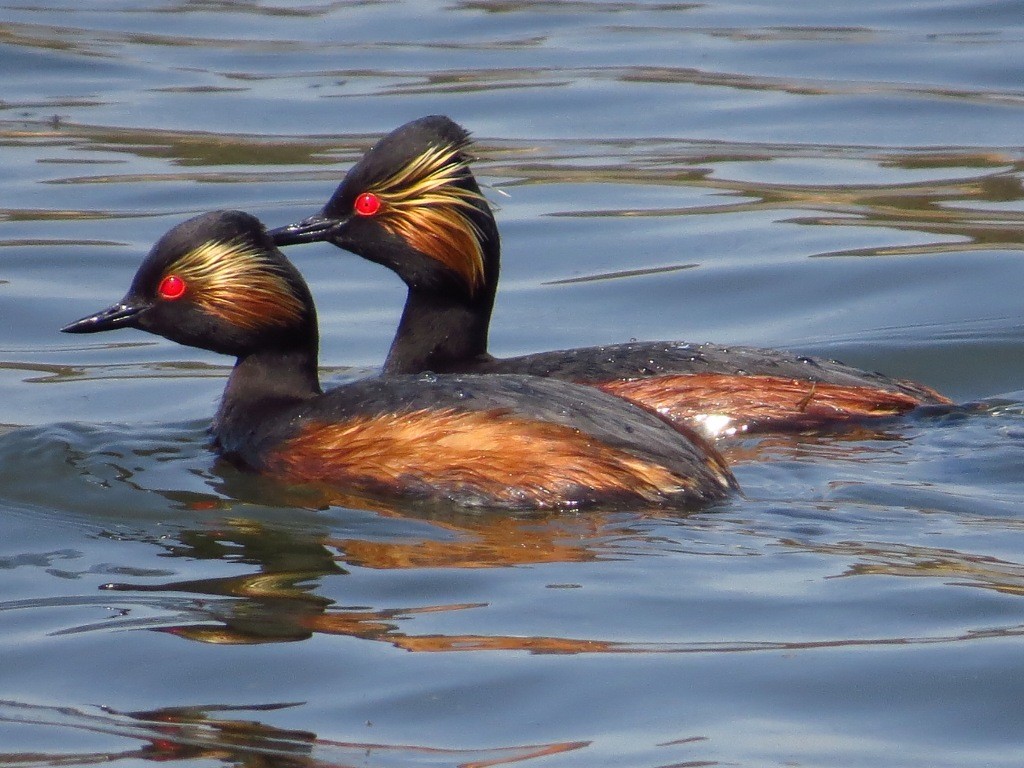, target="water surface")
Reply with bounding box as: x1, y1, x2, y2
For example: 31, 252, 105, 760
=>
2, 2, 1024, 766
